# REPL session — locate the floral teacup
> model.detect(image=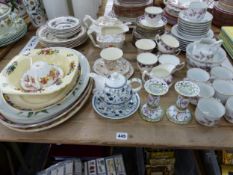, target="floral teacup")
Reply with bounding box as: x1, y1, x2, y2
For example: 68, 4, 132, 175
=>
155, 34, 180, 55
184, 2, 208, 21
